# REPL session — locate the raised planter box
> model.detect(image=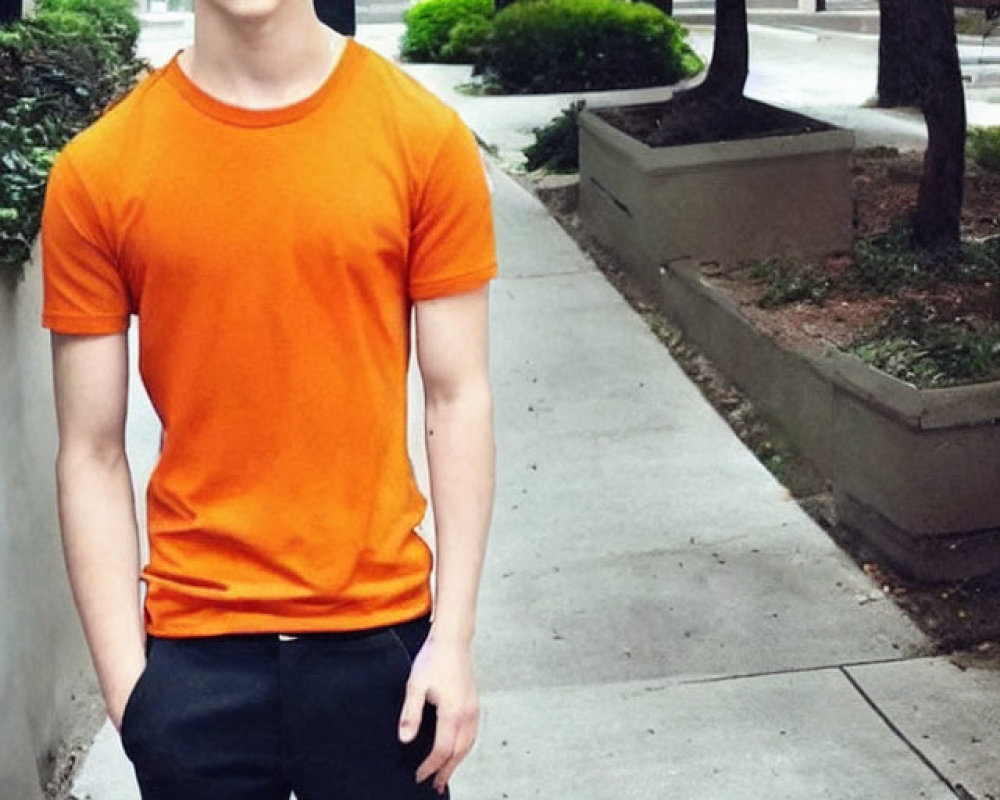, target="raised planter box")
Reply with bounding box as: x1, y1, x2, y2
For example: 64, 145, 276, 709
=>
578, 105, 856, 297
657, 259, 1000, 583
577, 103, 1000, 582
